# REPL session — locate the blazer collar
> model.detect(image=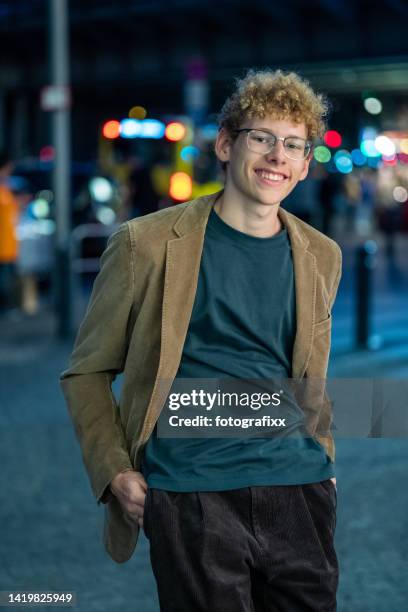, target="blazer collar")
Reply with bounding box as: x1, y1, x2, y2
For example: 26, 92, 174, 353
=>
173, 190, 310, 253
